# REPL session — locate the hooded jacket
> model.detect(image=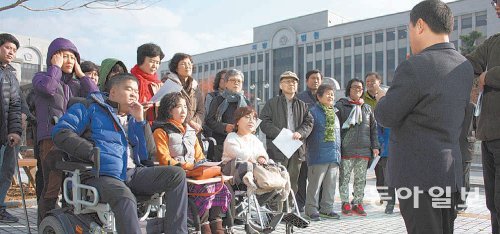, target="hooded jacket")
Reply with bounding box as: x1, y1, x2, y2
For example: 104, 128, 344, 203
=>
32, 38, 98, 142
98, 58, 127, 92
